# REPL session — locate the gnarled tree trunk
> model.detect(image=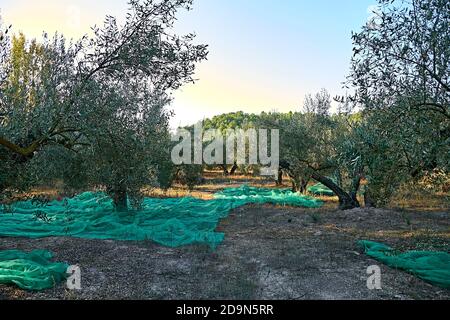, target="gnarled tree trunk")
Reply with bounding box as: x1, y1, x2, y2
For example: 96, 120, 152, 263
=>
349, 174, 362, 205
220, 164, 229, 175
299, 178, 309, 194
276, 168, 283, 185
229, 162, 238, 175
310, 172, 360, 210
289, 176, 309, 194
364, 187, 376, 208
112, 183, 128, 211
